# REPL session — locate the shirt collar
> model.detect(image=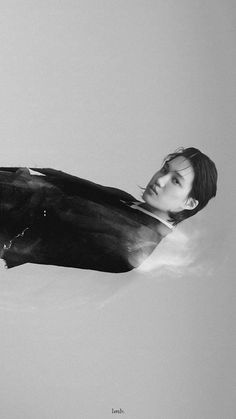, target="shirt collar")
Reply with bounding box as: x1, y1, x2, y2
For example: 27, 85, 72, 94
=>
121, 200, 174, 230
